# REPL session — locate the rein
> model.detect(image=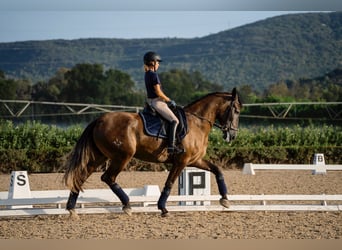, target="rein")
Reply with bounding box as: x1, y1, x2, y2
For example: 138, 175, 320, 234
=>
187, 112, 223, 130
